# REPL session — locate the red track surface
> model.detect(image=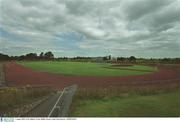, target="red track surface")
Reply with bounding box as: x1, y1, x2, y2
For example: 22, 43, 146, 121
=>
4, 62, 180, 89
